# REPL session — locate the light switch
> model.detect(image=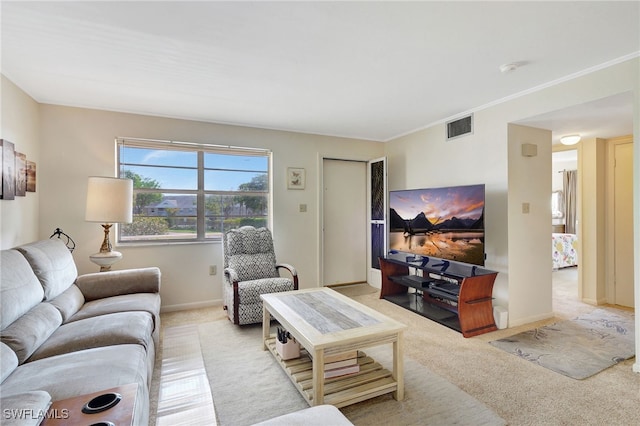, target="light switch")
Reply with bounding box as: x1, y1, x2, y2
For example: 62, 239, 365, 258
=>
522, 202, 530, 214
299, 204, 307, 213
